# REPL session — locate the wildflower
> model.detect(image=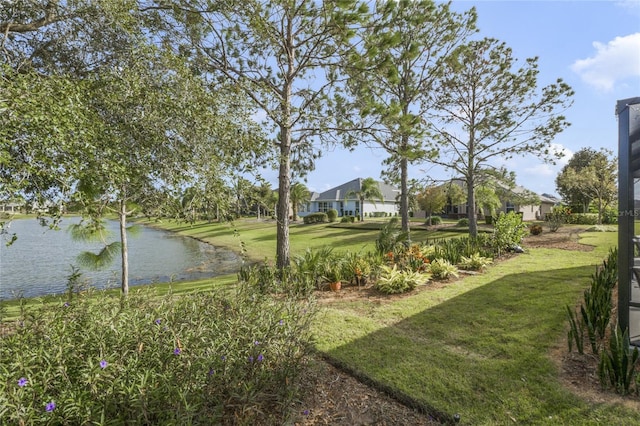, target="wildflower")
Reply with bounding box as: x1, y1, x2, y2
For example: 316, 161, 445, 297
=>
248, 355, 254, 363
99, 360, 108, 369
221, 355, 226, 361
63, 302, 69, 308
154, 319, 161, 325
45, 401, 56, 412
254, 340, 260, 346
278, 319, 284, 326
18, 377, 27, 387
257, 354, 264, 362
303, 409, 310, 416
174, 348, 181, 355
208, 368, 215, 376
